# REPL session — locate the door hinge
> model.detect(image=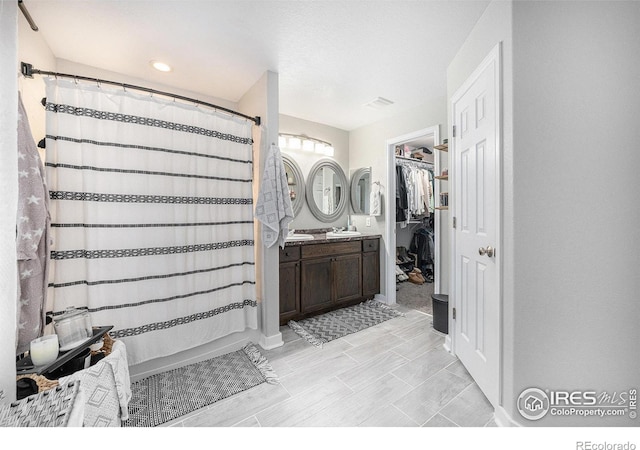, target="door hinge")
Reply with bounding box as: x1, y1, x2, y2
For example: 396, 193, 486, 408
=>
452, 307, 456, 320
453, 217, 456, 229
452, 125, 456, 138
